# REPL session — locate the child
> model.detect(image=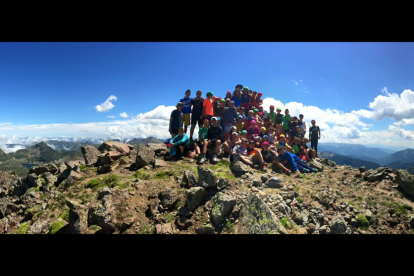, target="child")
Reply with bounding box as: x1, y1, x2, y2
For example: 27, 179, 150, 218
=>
247, 120, 260, 138
170, 127, 191, 159
245, 110, 255, 130
180, 89, 192, 134
267, 105, 277, 126
274, 124, 285, 141
258, 127, 269, 138
277, 146, 318, 174
282, 109, 292, 138
241, 87, 251, 115
202, 92, 214, 121
276, 107, 284, 125
225, 91, 232, 106
195, 119, 210, 164
231, 138, 266, 171
236, 115, 245, 132
309, 120, 321, 157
